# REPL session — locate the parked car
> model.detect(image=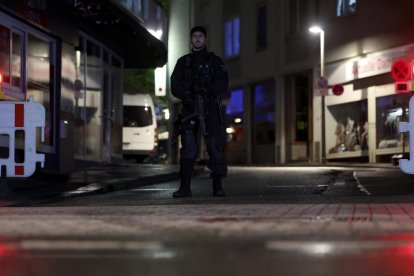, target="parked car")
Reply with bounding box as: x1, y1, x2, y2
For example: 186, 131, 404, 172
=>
122, 94, 157, 162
